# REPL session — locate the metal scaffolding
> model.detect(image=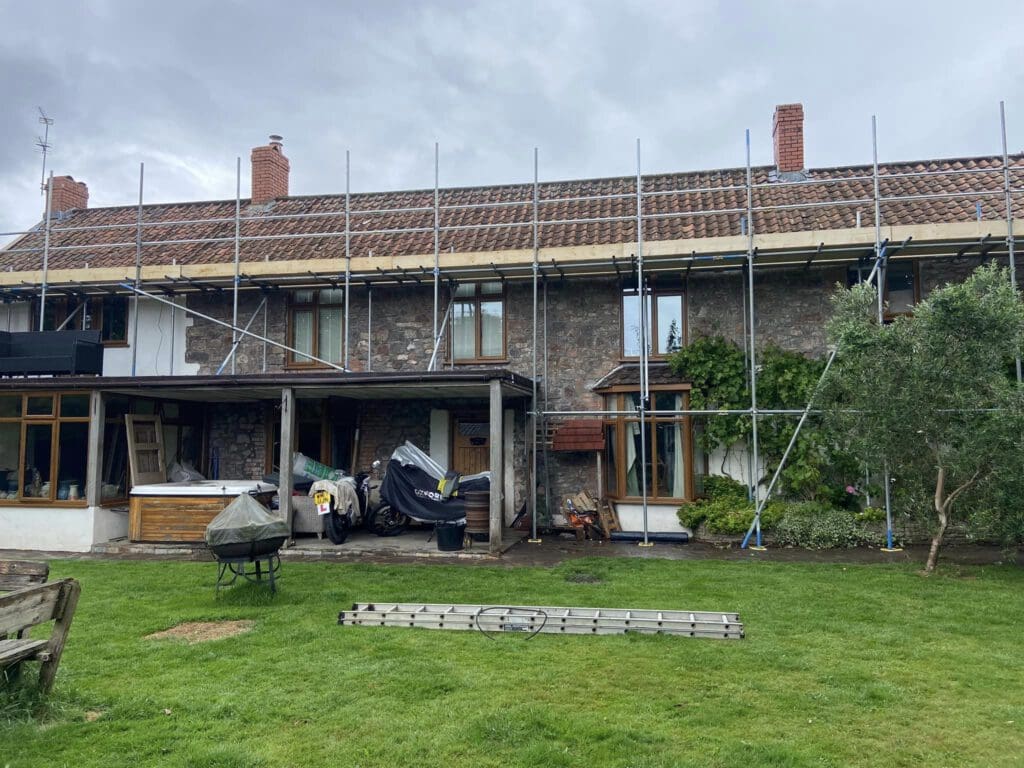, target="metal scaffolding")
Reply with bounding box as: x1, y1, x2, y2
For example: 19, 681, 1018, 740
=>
1, 102, 1021, 547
